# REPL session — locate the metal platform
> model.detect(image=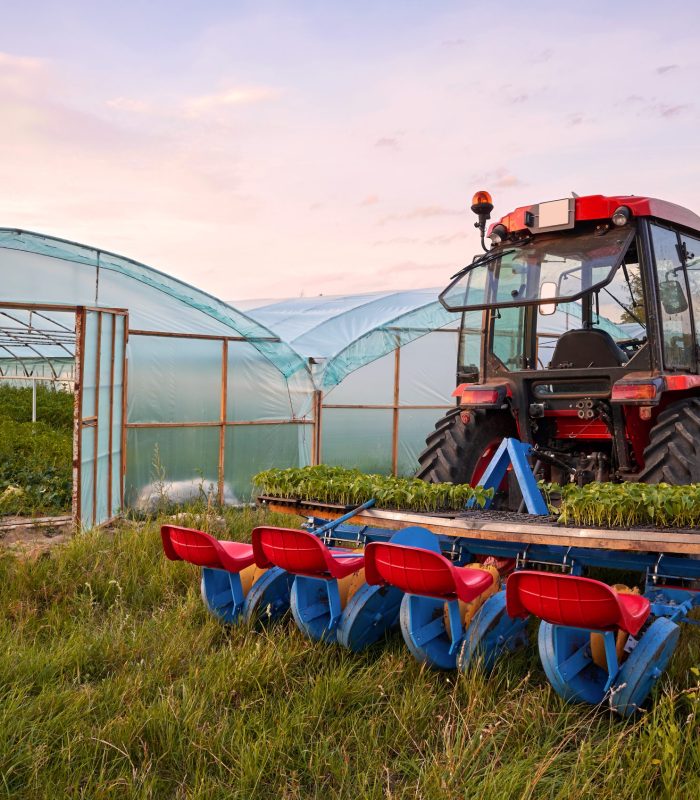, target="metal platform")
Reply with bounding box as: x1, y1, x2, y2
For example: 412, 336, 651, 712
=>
257, 497, 700, 556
